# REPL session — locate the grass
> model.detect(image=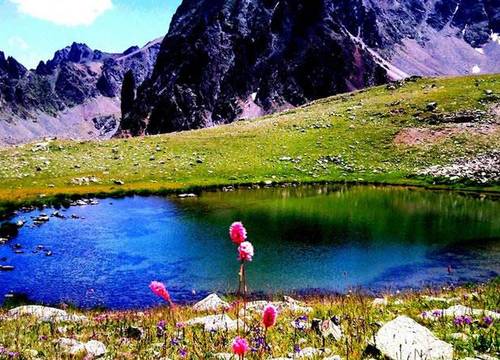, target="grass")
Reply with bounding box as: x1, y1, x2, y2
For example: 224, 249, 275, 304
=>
0, 280, 498, 359
0, 75, 499, 214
